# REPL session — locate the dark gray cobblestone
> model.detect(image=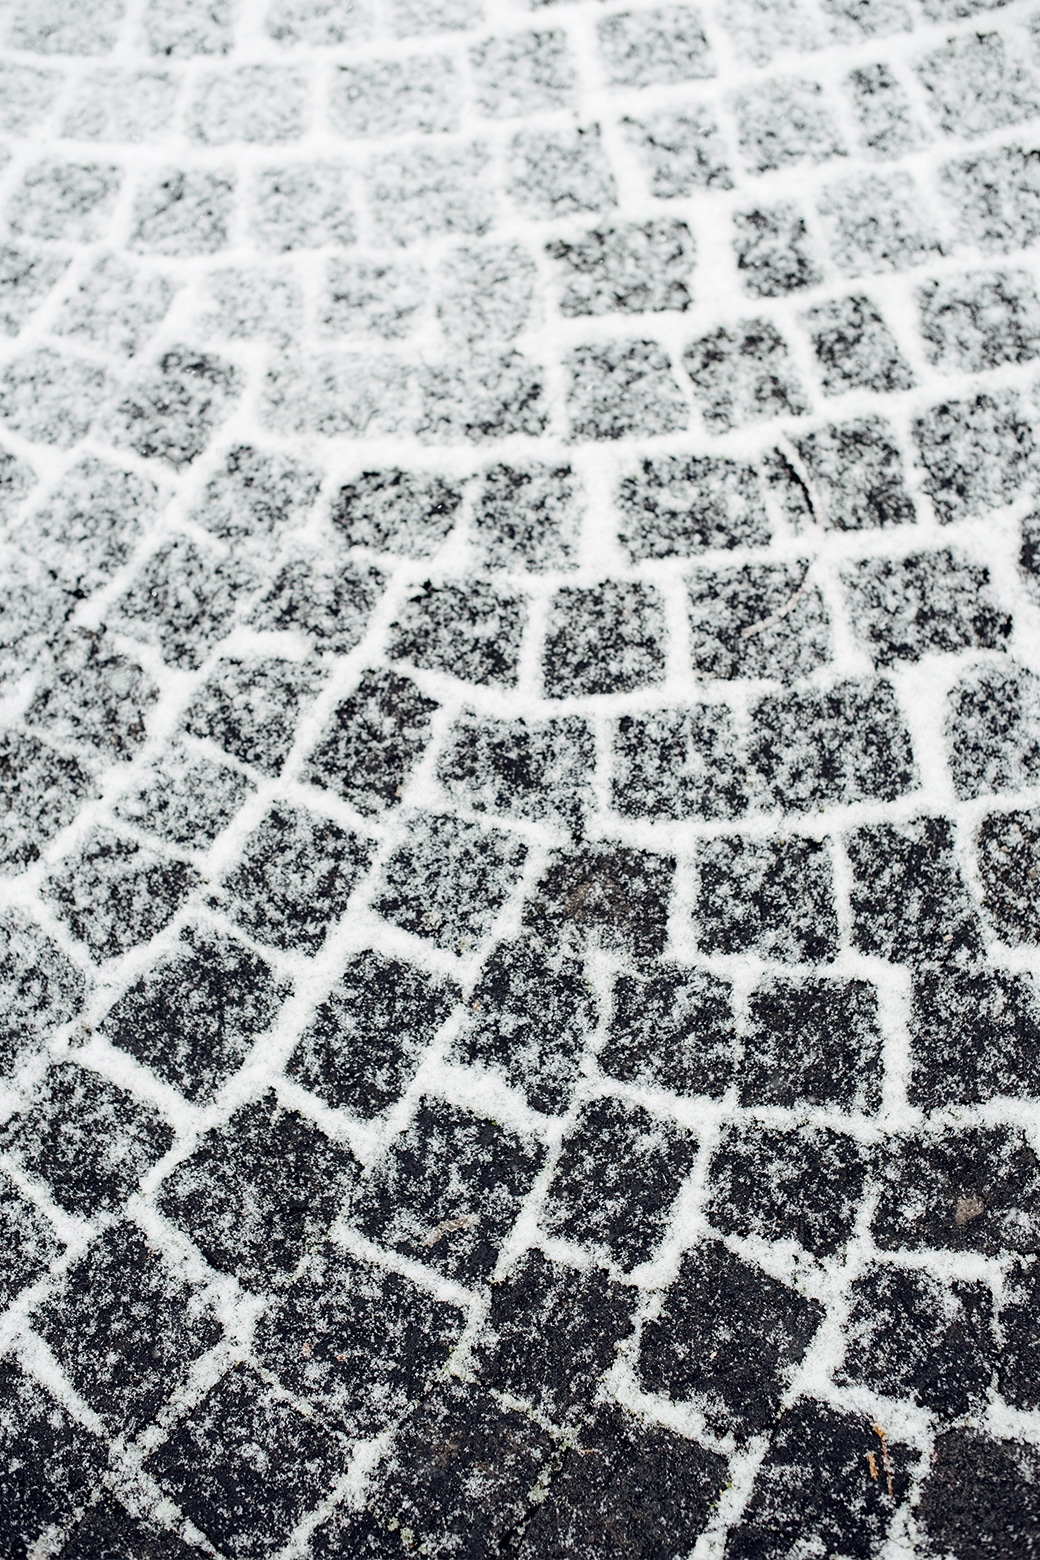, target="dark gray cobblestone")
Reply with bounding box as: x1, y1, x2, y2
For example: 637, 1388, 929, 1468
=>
0, 2, 1039, 1557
